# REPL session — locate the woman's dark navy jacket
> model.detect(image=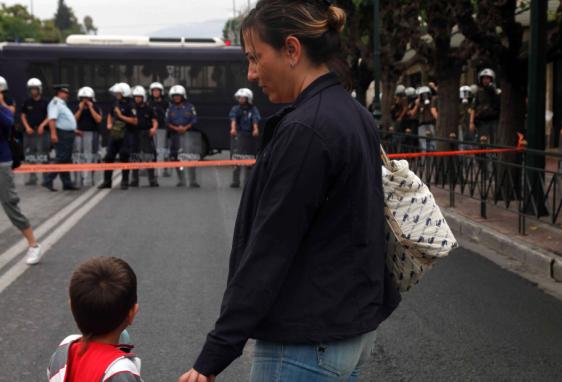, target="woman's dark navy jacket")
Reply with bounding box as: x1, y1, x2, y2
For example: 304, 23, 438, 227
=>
194, 73, 401, 376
